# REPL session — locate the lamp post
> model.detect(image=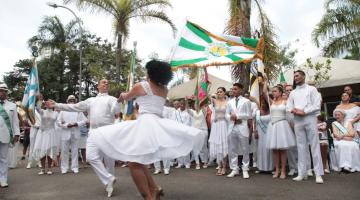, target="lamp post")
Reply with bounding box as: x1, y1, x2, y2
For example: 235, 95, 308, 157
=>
47, 2, 84, 101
